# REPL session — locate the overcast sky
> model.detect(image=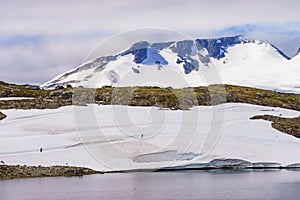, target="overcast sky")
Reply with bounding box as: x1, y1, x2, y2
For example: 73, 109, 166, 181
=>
0, 0, 299, 84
